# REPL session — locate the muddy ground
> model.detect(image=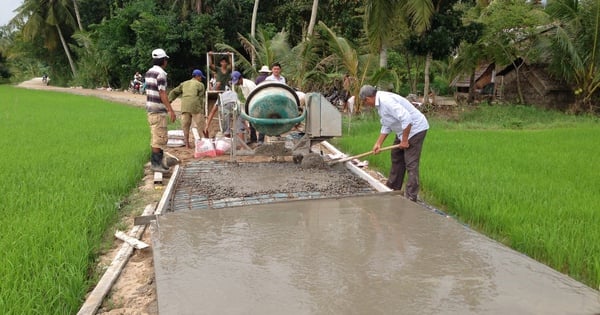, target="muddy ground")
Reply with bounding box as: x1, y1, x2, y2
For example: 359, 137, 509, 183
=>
16, 78, 388, 314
